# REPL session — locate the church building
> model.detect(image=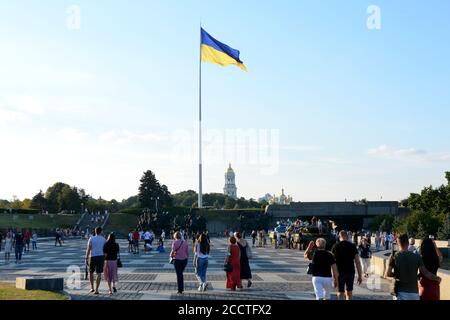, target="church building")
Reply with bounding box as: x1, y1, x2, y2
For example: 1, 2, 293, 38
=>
223, 163, 237, 199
